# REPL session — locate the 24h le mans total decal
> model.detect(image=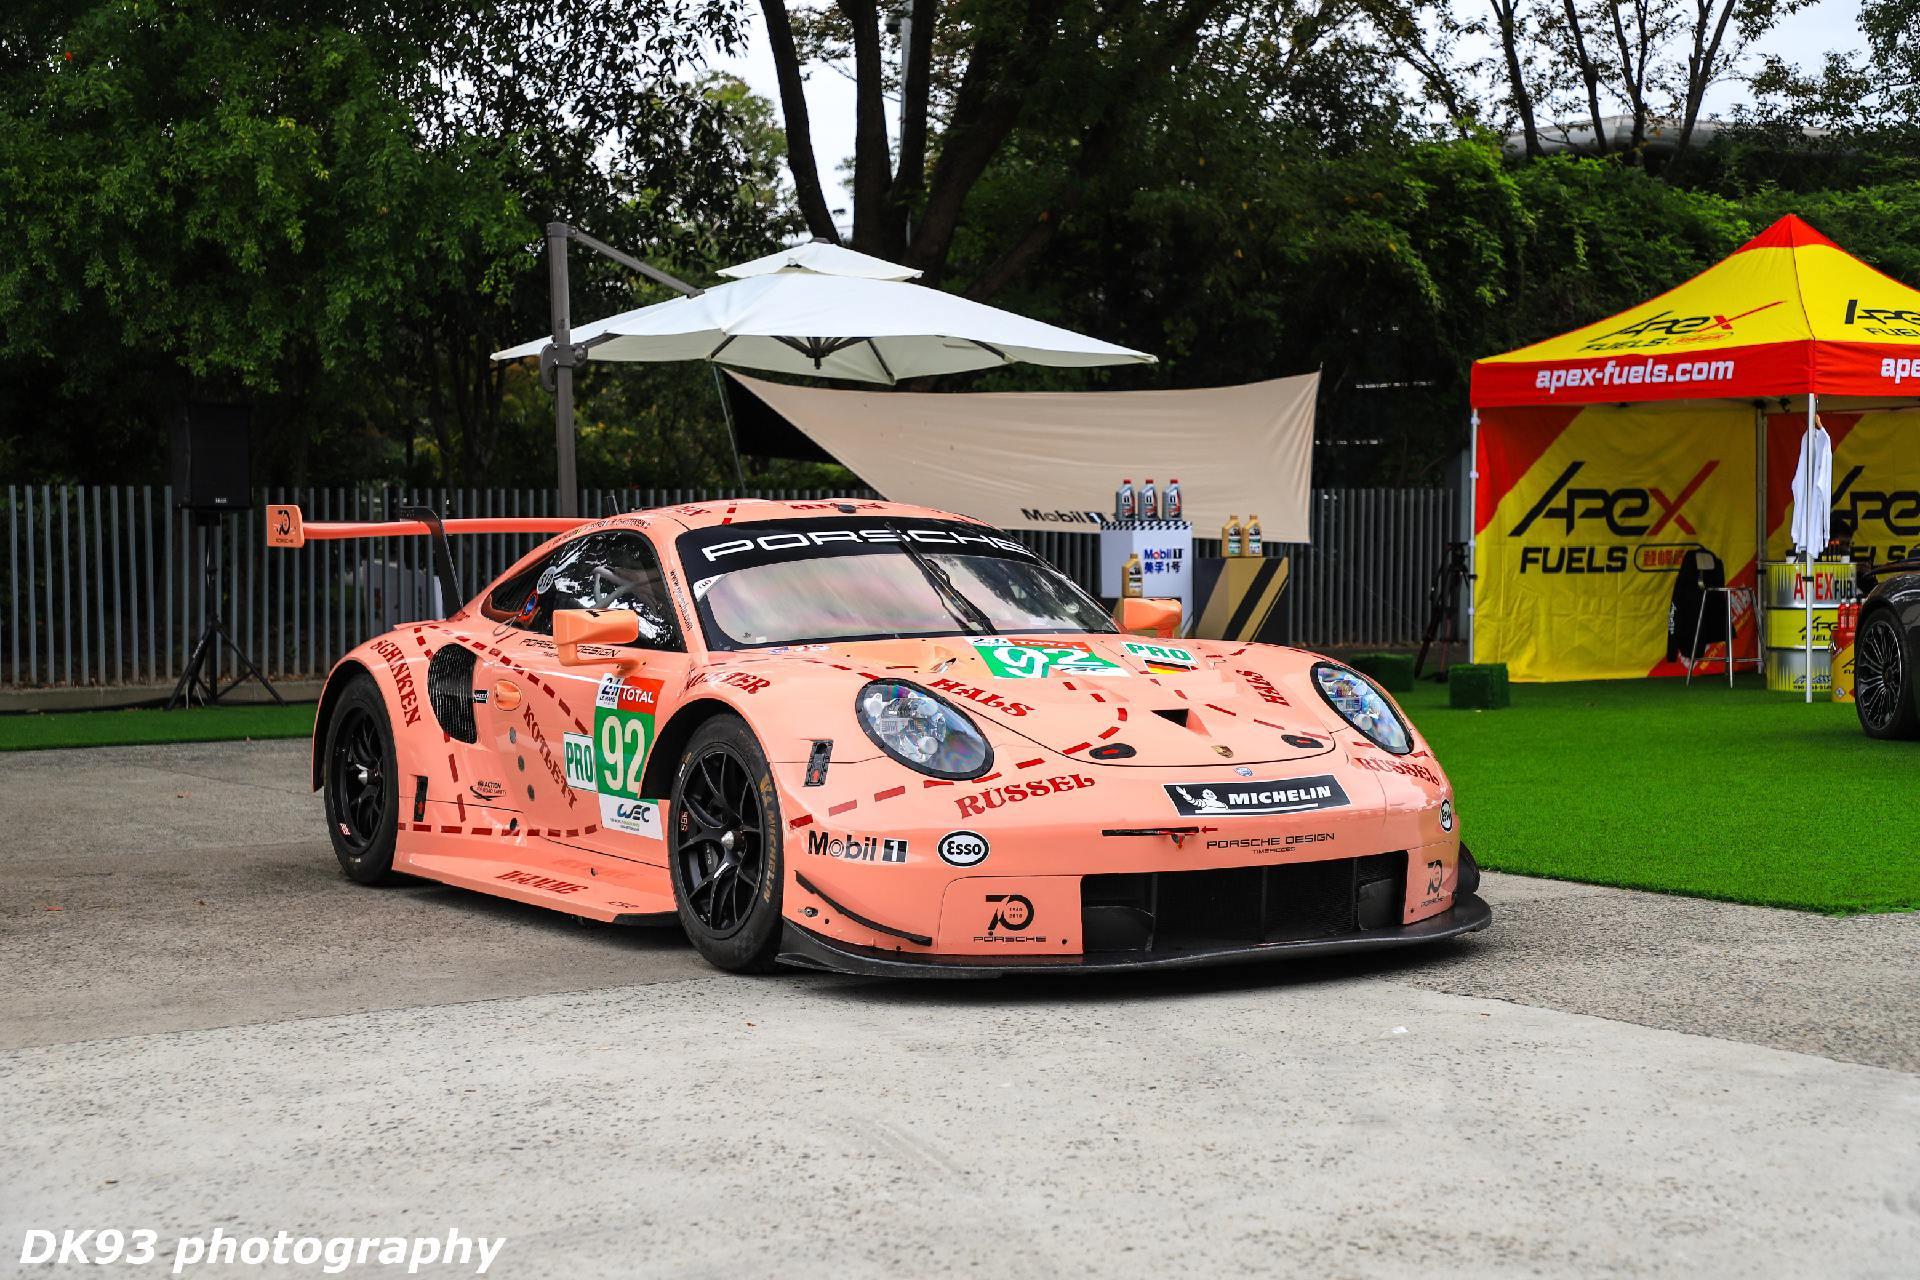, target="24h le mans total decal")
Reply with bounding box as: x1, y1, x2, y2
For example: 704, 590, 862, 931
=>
559, 674, 666, 839
971, 637, 1130, 679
